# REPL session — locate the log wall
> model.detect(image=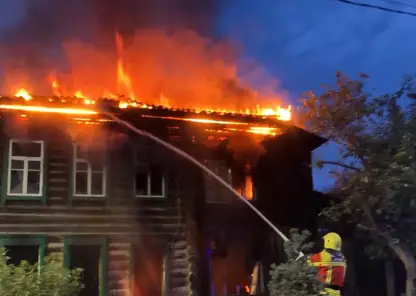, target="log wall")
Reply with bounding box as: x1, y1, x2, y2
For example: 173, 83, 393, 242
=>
0, 114, 198, 296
